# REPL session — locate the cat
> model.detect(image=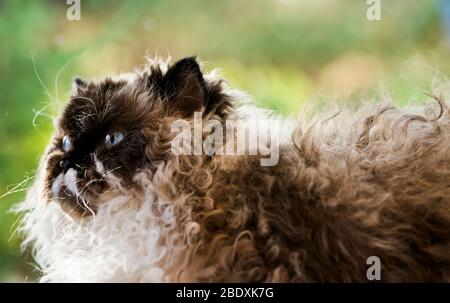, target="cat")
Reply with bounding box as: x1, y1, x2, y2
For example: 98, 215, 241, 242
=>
18, 57, 450, 282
